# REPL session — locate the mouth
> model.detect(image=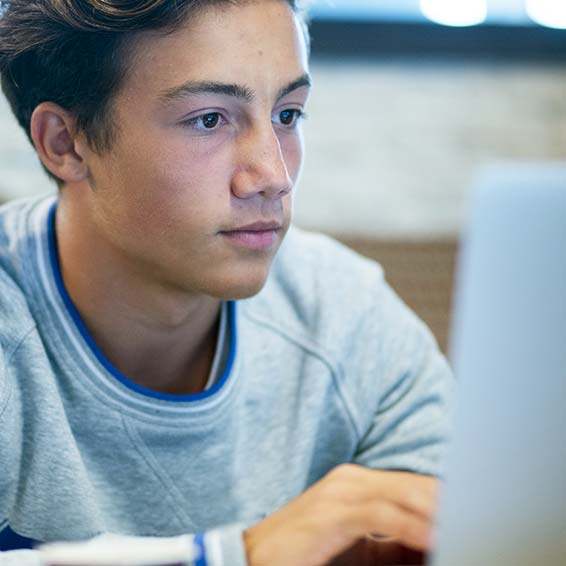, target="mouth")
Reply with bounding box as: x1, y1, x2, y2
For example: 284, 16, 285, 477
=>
220, 221, 283, 251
